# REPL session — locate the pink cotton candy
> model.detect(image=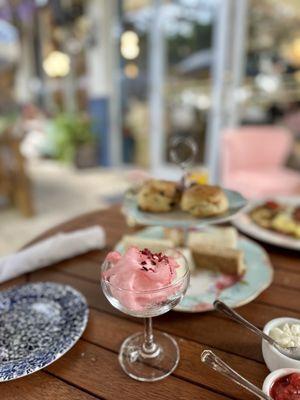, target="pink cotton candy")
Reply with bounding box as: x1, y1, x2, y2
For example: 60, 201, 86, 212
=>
106, 251, 122, 263
103, 247, 181, 311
